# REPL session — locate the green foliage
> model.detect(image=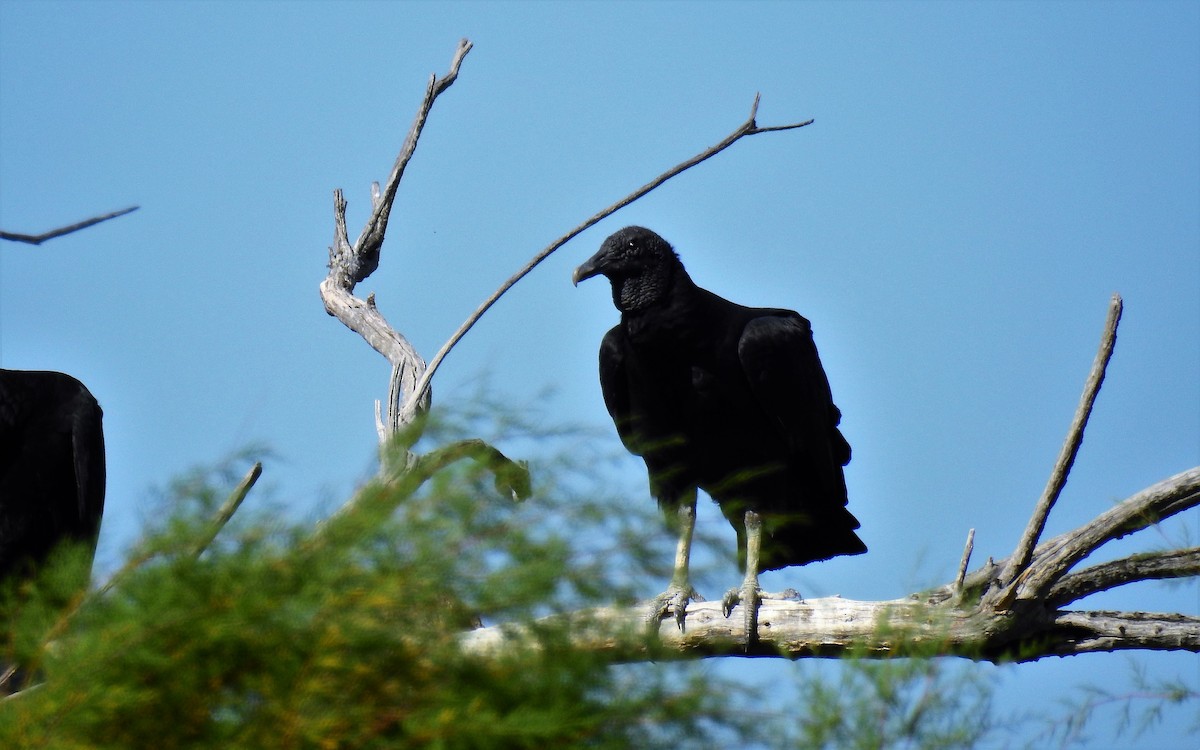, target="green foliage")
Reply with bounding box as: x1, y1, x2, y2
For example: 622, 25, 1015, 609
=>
1028, 658, 1200, 749
0, 415, 753, 749
1, 540, 97, 669
19, 402, 1189, 749
772, 639, 995, 750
